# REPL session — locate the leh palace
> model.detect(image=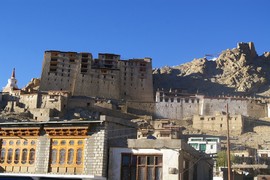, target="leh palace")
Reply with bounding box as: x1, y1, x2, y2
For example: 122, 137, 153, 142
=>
2, 43, 270, 180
